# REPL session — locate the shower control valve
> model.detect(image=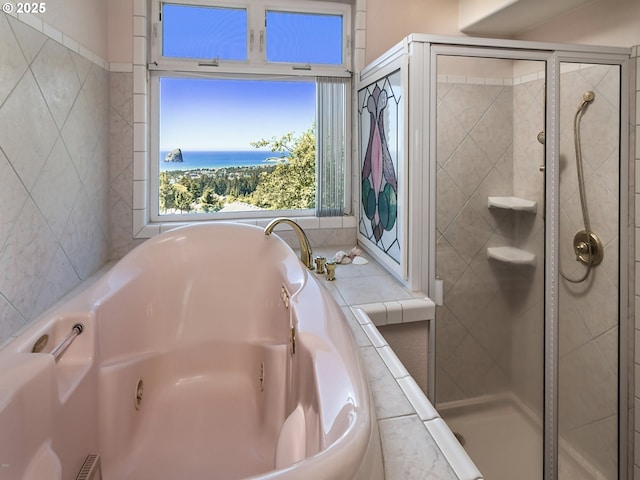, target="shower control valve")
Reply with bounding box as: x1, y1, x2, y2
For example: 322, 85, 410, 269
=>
573, 230, 603, 267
